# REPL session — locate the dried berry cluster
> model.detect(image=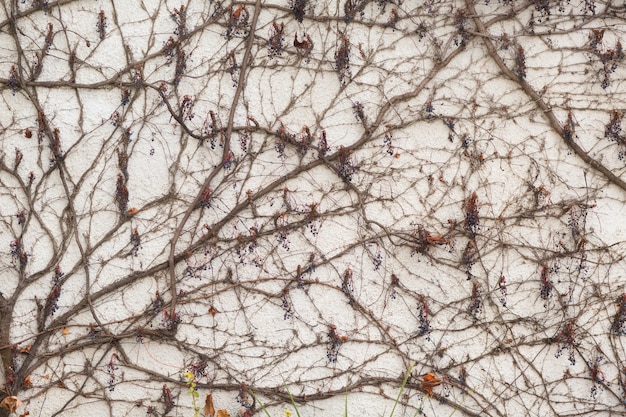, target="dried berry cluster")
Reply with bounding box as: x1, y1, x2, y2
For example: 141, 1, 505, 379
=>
467, 282, 482, 319
389, 273, 399, 300
337, 145, 355, 182
588, 28, 624, 89
8, 65, 19, 95
163, 6, 189, 86
96, 10, 107, 40
341, 268, 355, 305
335, 34, 351, 85
327, 325, 345, 363
344, 0, 365, 23
204, 110, 224, 149
290, 0, 306, 23
9, 239, 29, 269
417, 295, 431, 337
236, 382, 253, 408
226, 5, 250, 39
539, 264, 554, 300
130, 227, 141, 256
463, 192, 479, 236
267, 21, 285, 57
115, 142, 130, 215
383, 125, 394, 155
281, 285, 294, 319
318, 130, 329, 158
515, 45, 526, 79
41, 266, 64, 330
498, 275, 507, 307
604, 110, 626, 160
180, 95, 195, 121
107, 354, 119, 392
588, 349, 607, 399
555, 319, 577, 365
161, 384, 175, 414
462, 240, 478, 278
612, 294, 626, 335
453, 8, 470, 47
